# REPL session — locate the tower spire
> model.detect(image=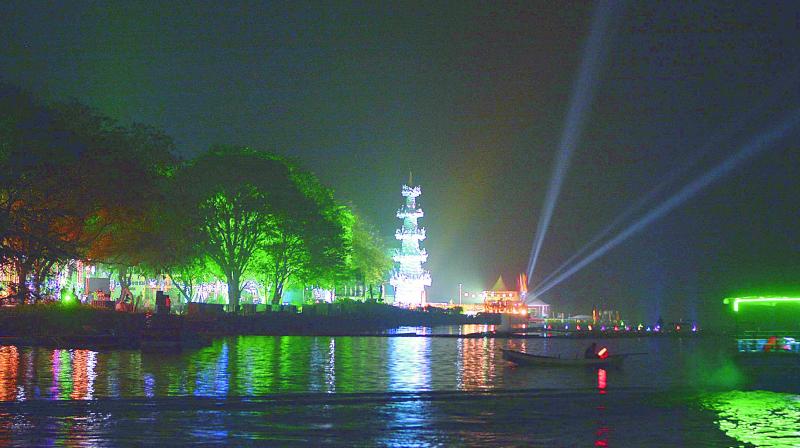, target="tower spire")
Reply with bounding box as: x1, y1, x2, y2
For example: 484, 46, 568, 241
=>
390, 176, 431, 306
